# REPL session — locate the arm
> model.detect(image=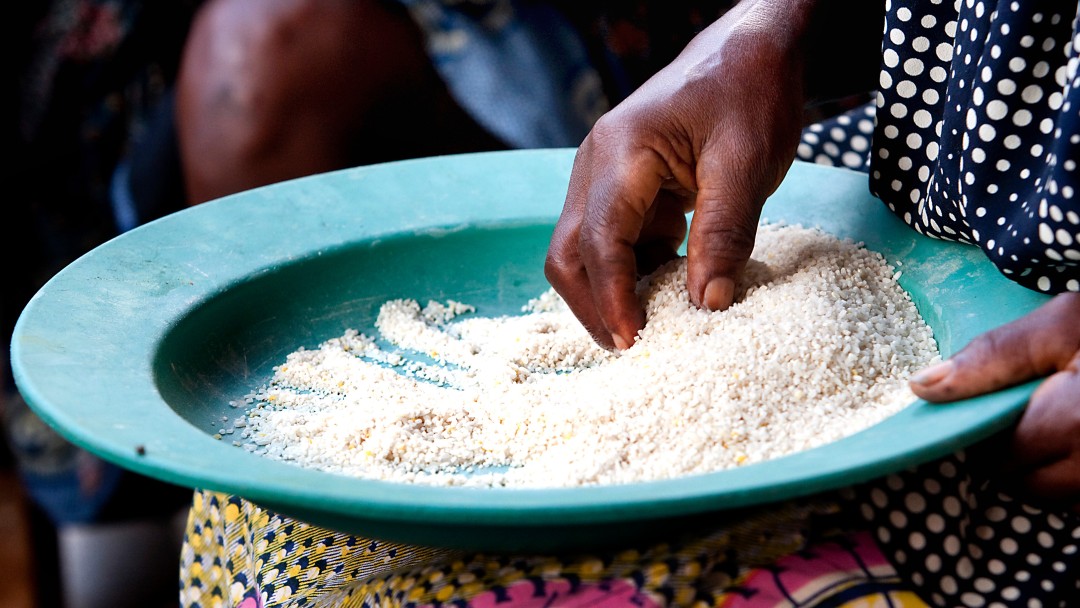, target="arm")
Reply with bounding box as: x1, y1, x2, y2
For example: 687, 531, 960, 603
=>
174, 0, 503, 205
544, 0, 882, 349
